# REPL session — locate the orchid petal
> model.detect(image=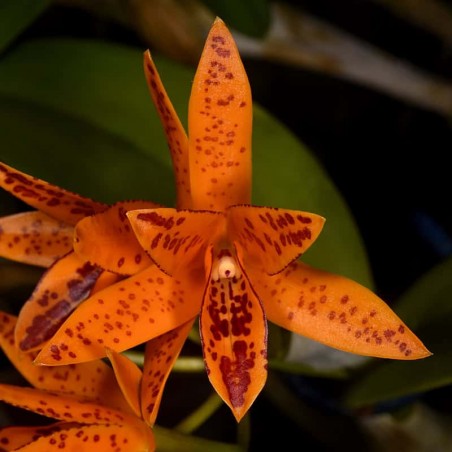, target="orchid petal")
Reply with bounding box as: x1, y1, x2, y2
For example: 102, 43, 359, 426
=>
15, 252, 103, 352
74, 201, 157, 275
90, 270, 124, 294
0, 211, 73, 267
127, 208, 223, 276
0, 162, 107, 225
106, 348, 143, 418
0, 312, 133, 414
9, 422, 154, 451
255, 262, 431, 360
141, 318, 195, 426
0, 422, 76, 451
35, 265, 205, 365
144, 50, 190, 210
188, 18, 252, 210
199, 246, 267, 421
0, 384, 134, 425
228, 205, 325, 275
